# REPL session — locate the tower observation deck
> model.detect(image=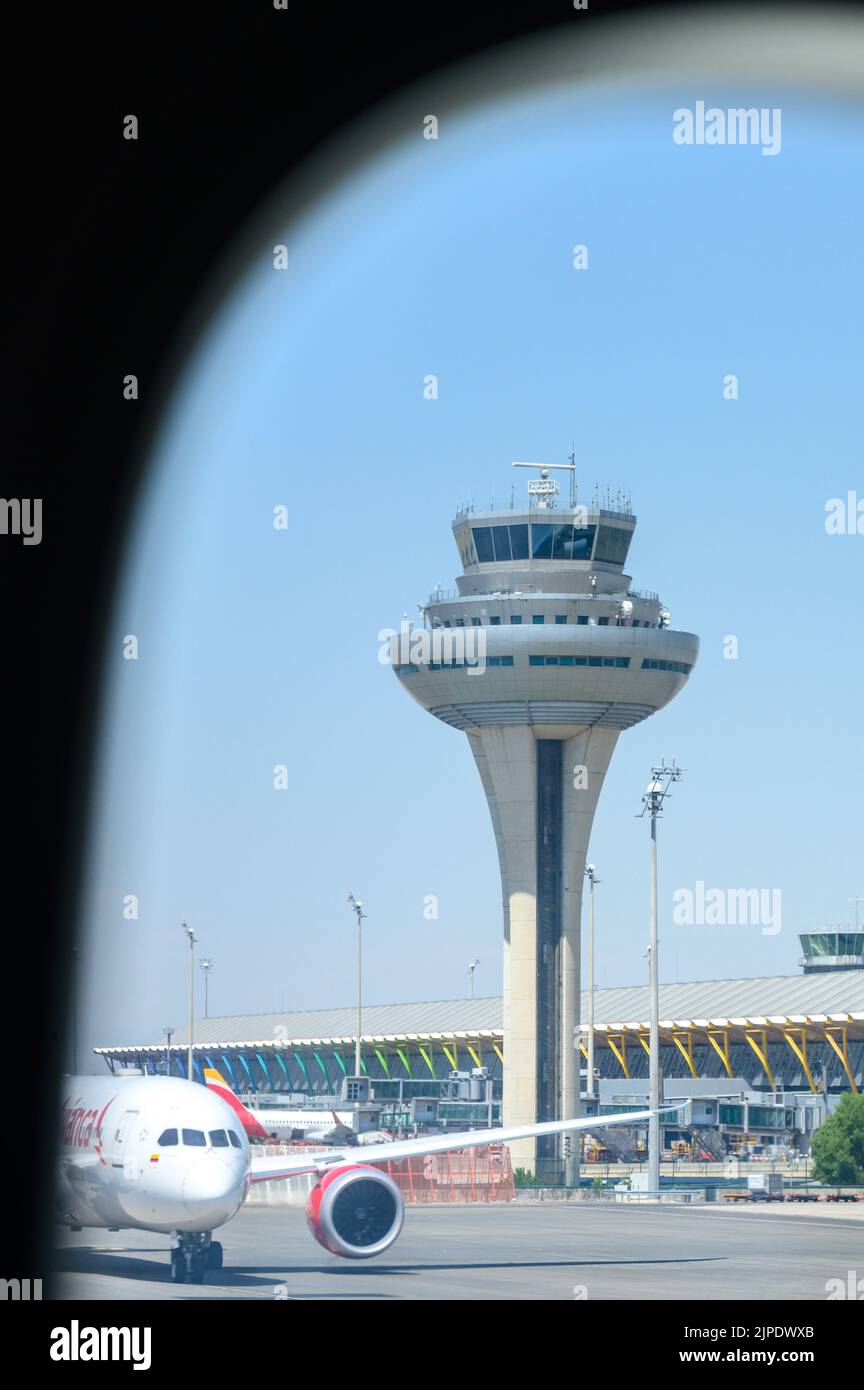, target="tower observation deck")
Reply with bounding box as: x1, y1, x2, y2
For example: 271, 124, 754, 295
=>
391, 463, 699, 1183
